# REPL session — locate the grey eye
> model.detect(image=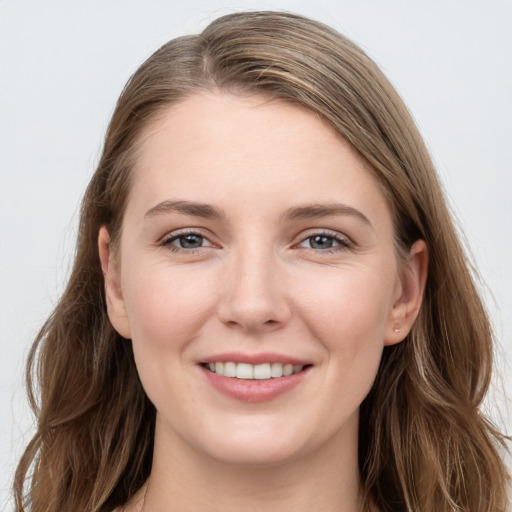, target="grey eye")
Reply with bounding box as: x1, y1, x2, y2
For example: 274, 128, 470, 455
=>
298, 232, 349, 252
163, 231, 214, 252
174, 234, 204, 249
306, 235, 336, 250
